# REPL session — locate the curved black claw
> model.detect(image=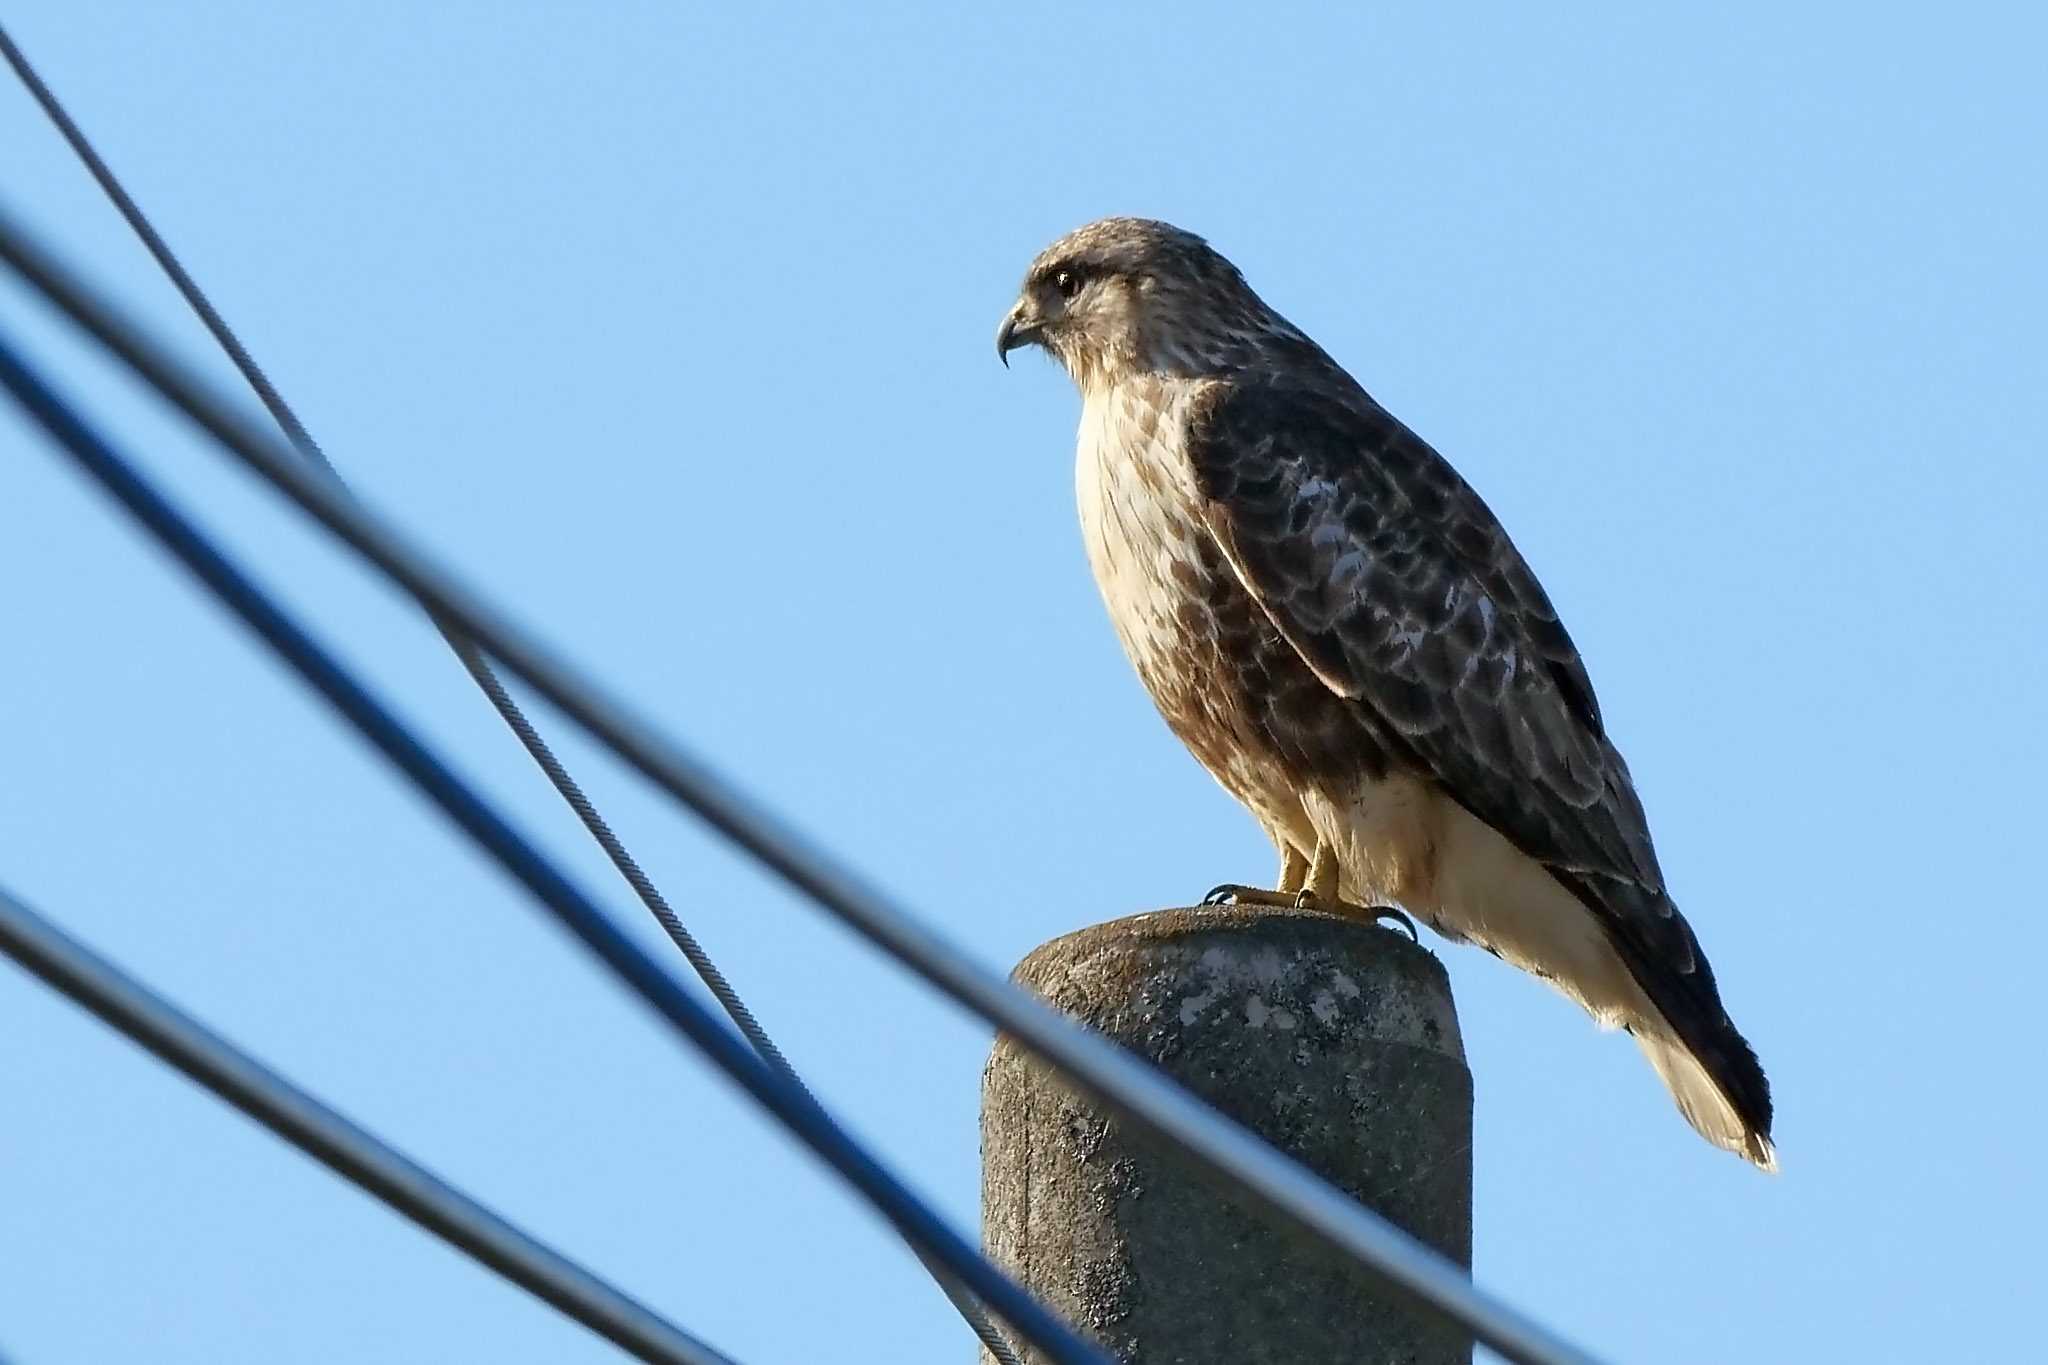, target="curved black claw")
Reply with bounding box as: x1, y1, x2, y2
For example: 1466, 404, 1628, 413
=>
1203, 884, 1303, 909
1285, 892, 1423, 942
1372, 905, 1421, 943
1287, 891, 1357, 919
